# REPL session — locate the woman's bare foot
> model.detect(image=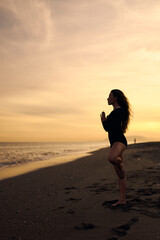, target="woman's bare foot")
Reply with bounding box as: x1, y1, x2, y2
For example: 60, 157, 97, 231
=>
112, 200, 126, 207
